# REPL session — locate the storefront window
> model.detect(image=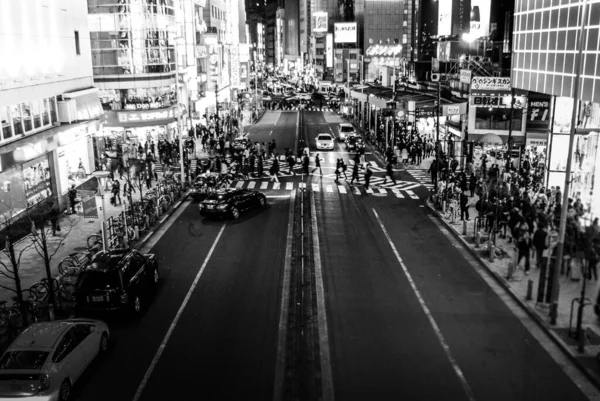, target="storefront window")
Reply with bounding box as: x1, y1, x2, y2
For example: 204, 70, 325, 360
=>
31, 99, 42, 129
58, 140, 90, 193
1, 106, 12, 141
48, 97, 58, 125
21, 102, 33, 132
474, 107, 523, 131
42, 98, 50, 126
0, 166, 27, 224
22, 156, 52, 208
